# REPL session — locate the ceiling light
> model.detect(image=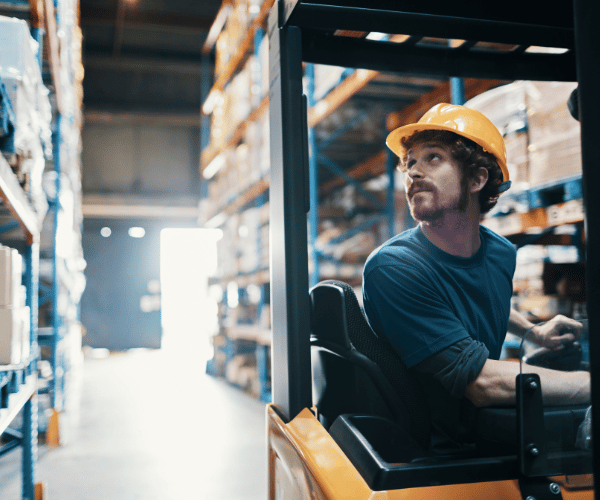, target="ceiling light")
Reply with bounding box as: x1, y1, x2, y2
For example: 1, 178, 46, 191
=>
129, 227, 145, 238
